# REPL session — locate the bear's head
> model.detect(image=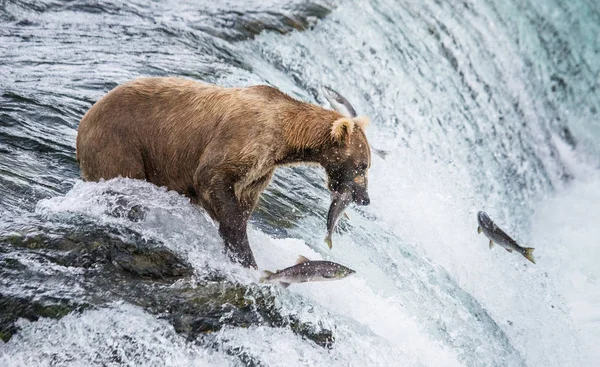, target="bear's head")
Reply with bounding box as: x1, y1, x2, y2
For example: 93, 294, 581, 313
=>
317, 87, 374, 248
320, 86, 371, 208
324, 115, 371, 206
